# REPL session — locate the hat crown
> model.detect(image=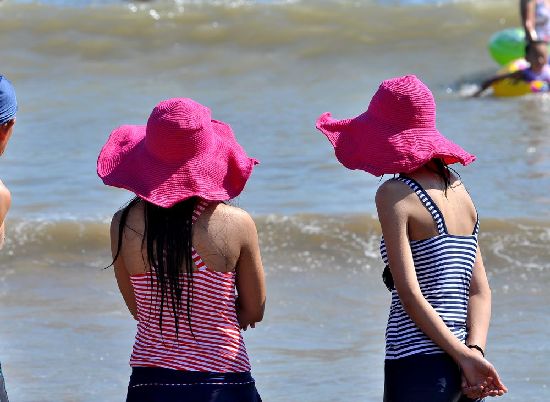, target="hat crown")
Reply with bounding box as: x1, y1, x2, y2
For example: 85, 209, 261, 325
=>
98, 97, 258, 207
145, 98, 213, 162
0, 75, 18, 125
366, 75, 436, 131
